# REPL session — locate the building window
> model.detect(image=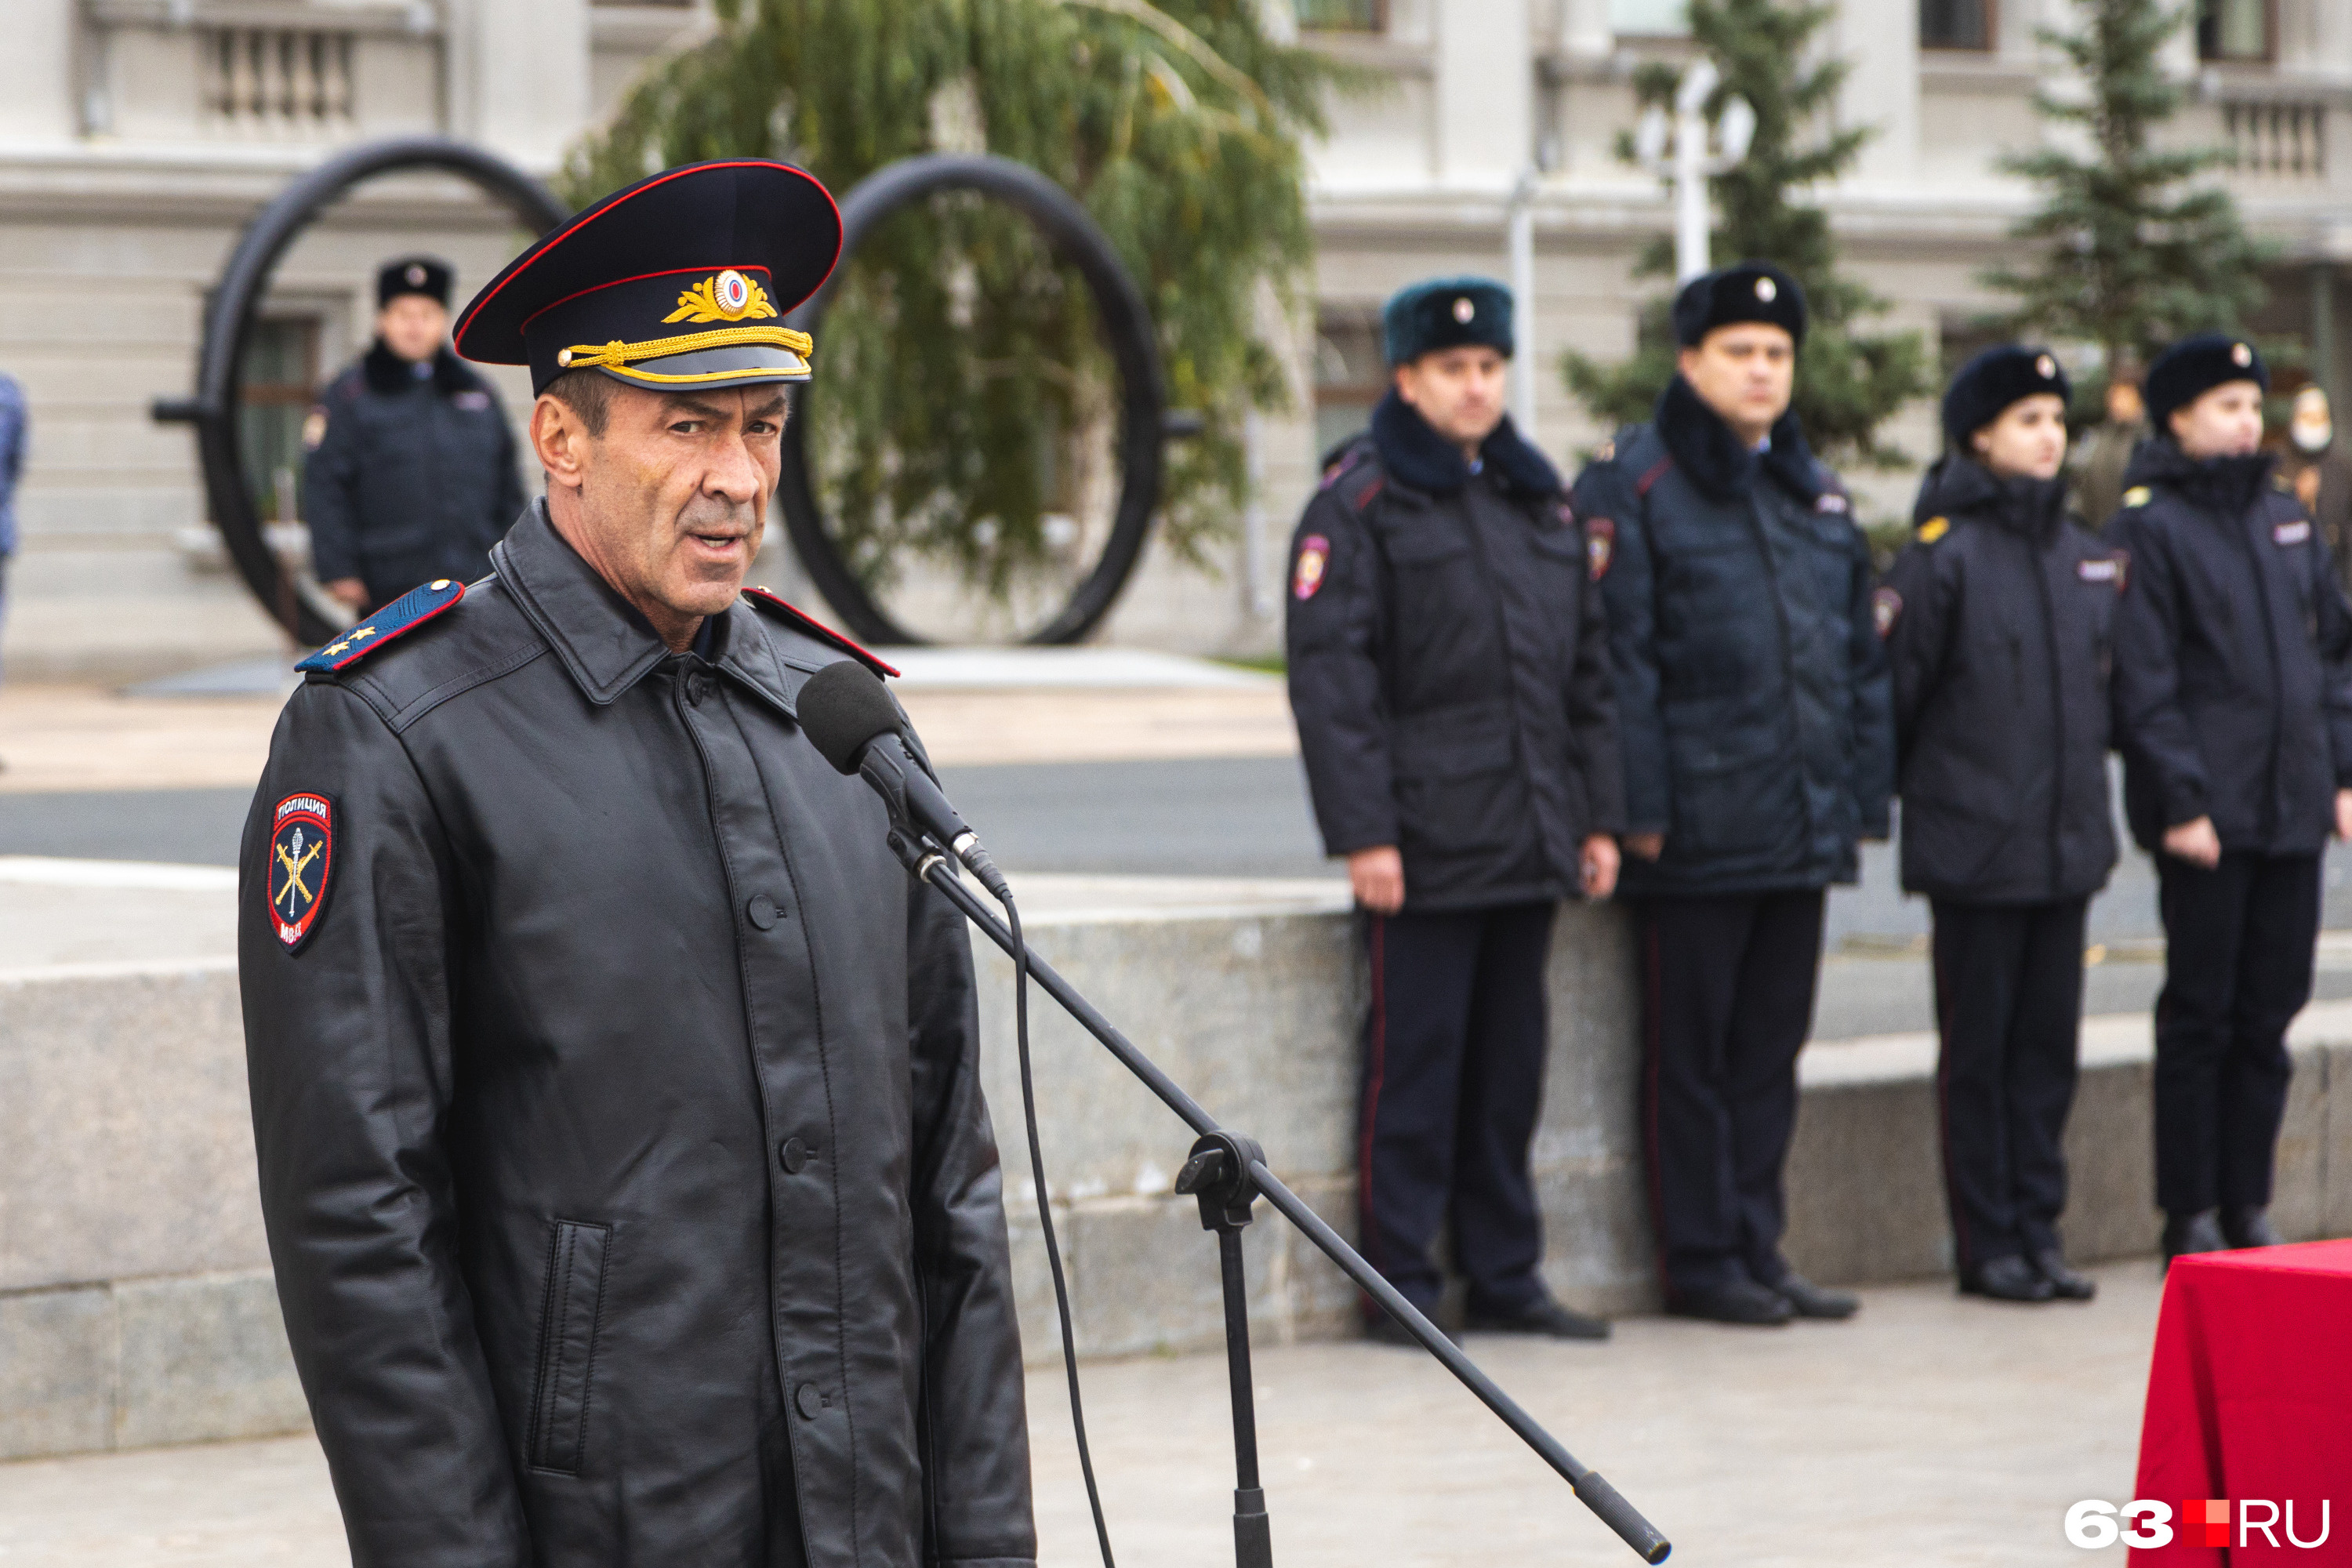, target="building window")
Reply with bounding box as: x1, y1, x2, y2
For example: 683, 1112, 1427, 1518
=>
238, 317, 320, 524
1295, 0, 1384, 31
2198, 0, 2271, 62
1610, 0, 1689, 35
1313, 313, 1386, 461
1921, 0, 1993, 50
